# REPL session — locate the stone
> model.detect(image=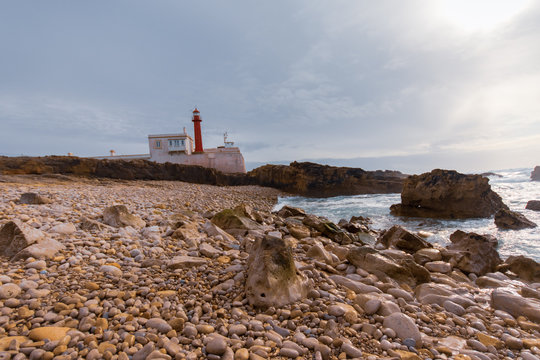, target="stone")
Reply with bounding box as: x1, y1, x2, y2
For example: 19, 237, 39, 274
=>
28, 327, 70, 341
443, 300, 466, 316
277, 205, 306, 218
526, 200, 540, 211
19, 192, 51, 204
491, 289, 540, 323
0, 283, 21, 299
329, 275, 381, 294
245, 235, 310, 307
199, 243, 220, 258
50, 223, 77, 235
167, 256, 207, 270
390, 169, 507, 218
211, 208, 262, 231
234, 348, 249, 360
133, 343, 155, 360
206, 337, 227, 355
287, 223, 311, 239
102, 205, 146, 228
413, 248, 442, 265
202, 221, 236, 243
306, 244, 336, 265
146, 318, 172, 333
494, 209, 537, 230
0, 220, 45, 258
302, 215, 355, 245
445, 230, 501, 276
376, 225, 432, 253
383, 313, 422, 346
477, 333, 504, 349
425, 261, 452, 273
347, 246, 429, 287
99, 265, 122, 277
498, 255, 540, 282
11, 237, 65, 260
341, 343, 362, 357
